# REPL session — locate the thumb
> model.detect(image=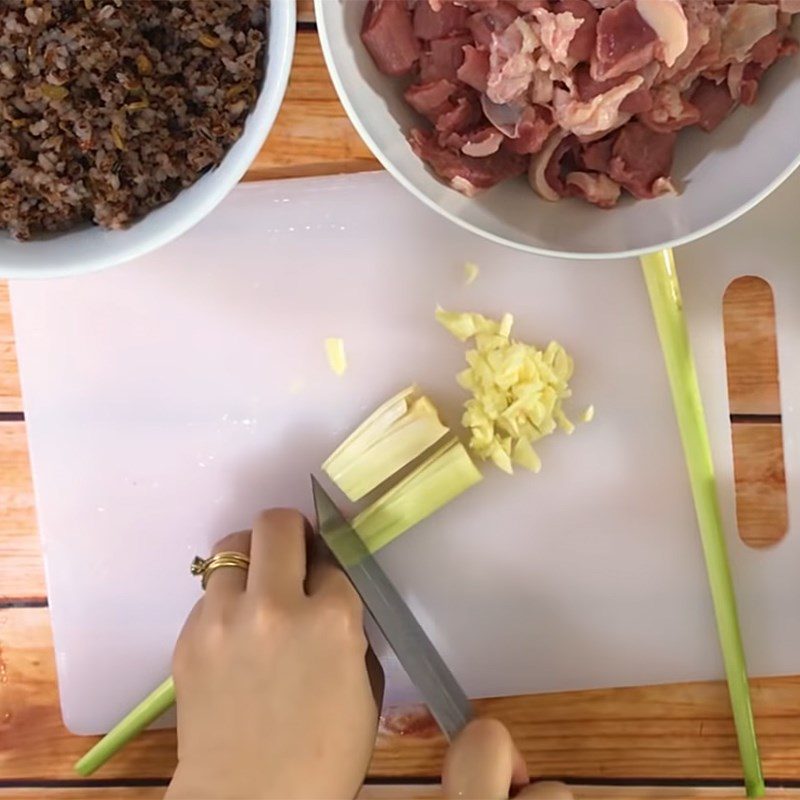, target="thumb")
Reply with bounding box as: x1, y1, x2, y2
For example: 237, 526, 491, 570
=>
442, 718, 529, 800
